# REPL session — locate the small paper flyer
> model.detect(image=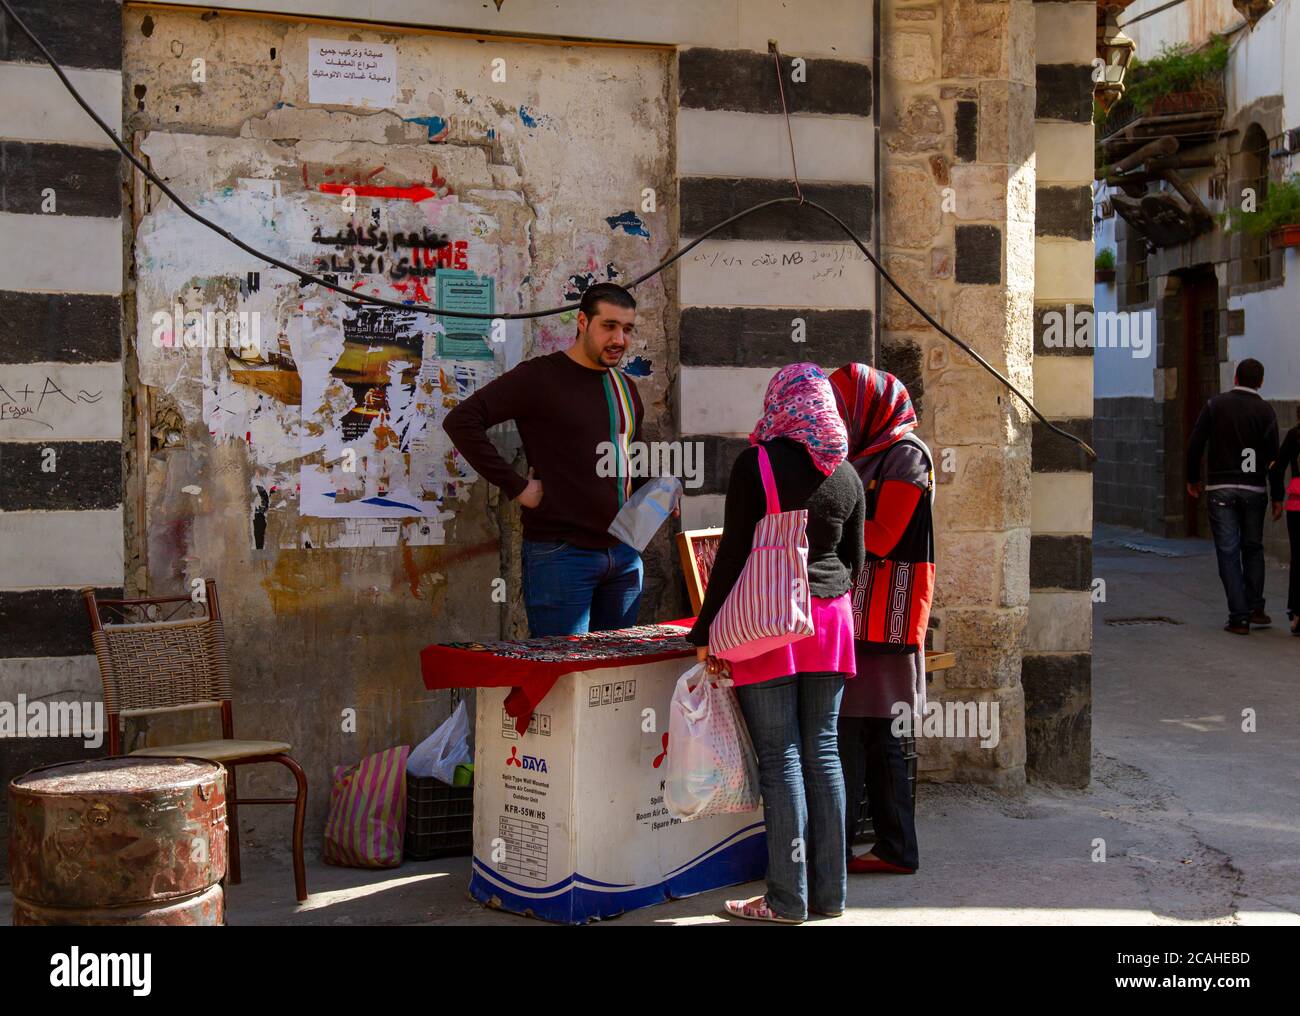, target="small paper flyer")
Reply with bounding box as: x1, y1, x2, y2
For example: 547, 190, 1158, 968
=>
308, 39, 397, 108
